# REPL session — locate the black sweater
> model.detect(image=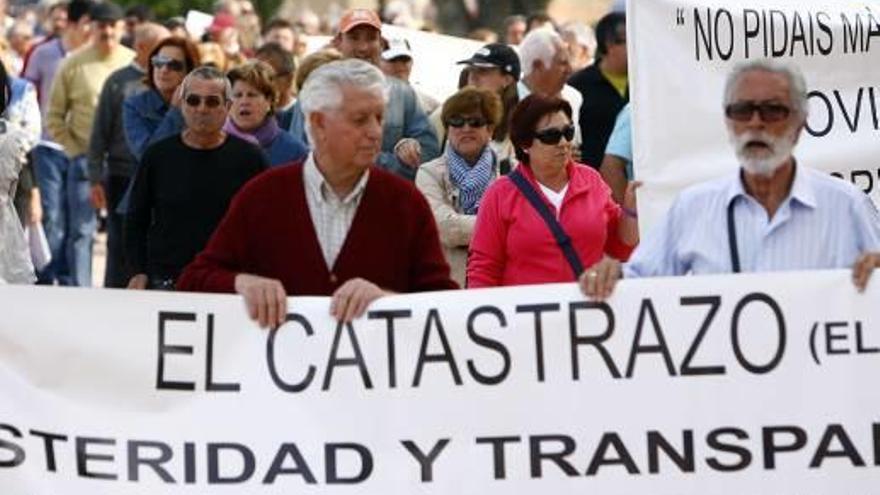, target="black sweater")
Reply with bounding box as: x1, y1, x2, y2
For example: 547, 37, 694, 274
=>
125, 134, 268, 279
